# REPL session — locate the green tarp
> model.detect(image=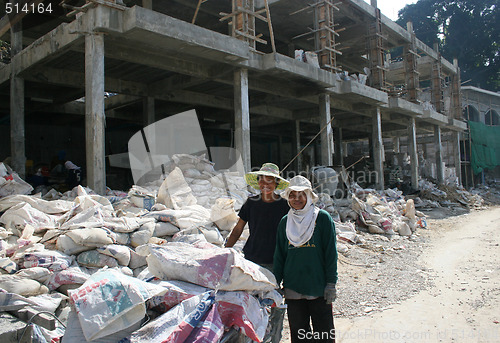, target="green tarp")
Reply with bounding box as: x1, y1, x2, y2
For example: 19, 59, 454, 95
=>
469, 121, 500, 174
